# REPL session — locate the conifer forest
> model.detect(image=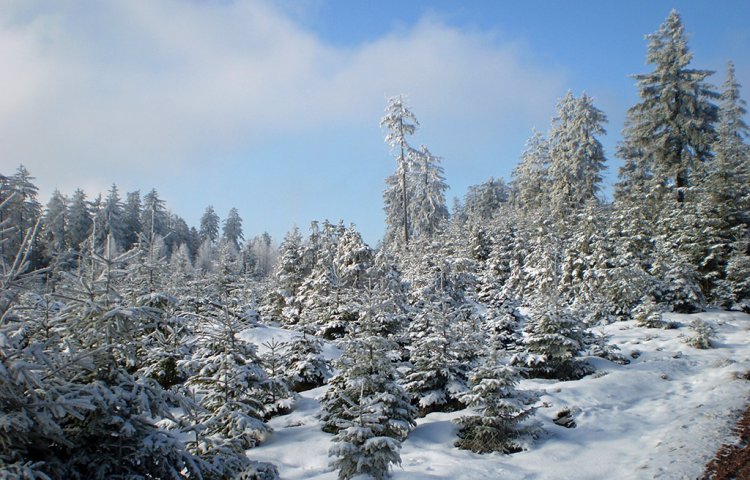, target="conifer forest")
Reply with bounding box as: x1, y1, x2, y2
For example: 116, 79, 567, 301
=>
2, 9, 750, 480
